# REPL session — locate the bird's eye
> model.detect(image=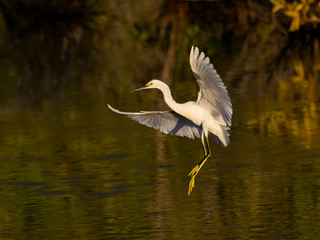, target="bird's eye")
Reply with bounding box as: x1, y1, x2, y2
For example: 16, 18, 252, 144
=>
146, 83, 153, 87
